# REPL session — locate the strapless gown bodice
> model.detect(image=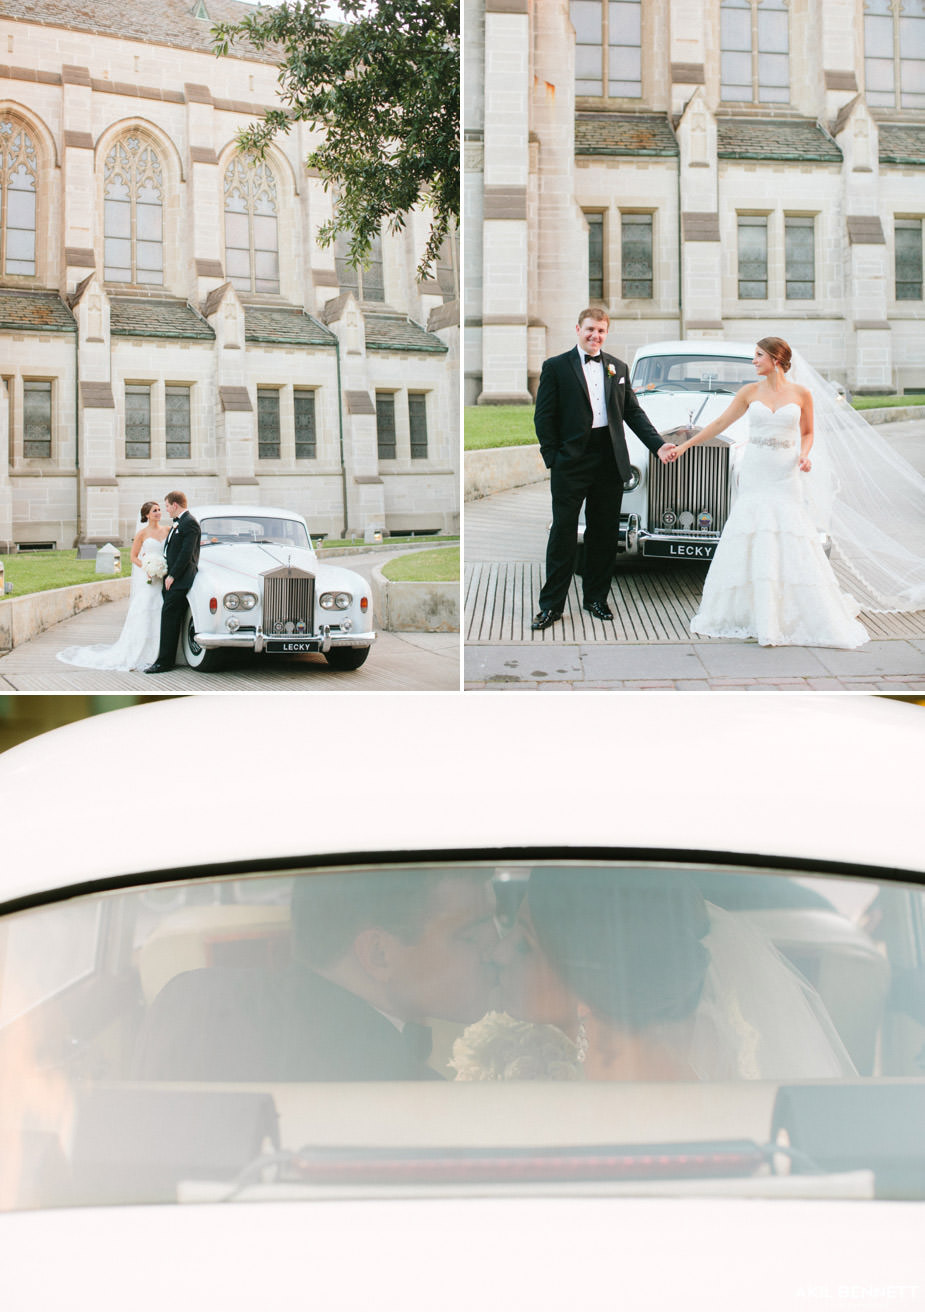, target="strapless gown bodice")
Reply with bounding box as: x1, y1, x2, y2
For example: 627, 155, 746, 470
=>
689, 401, 869, 648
